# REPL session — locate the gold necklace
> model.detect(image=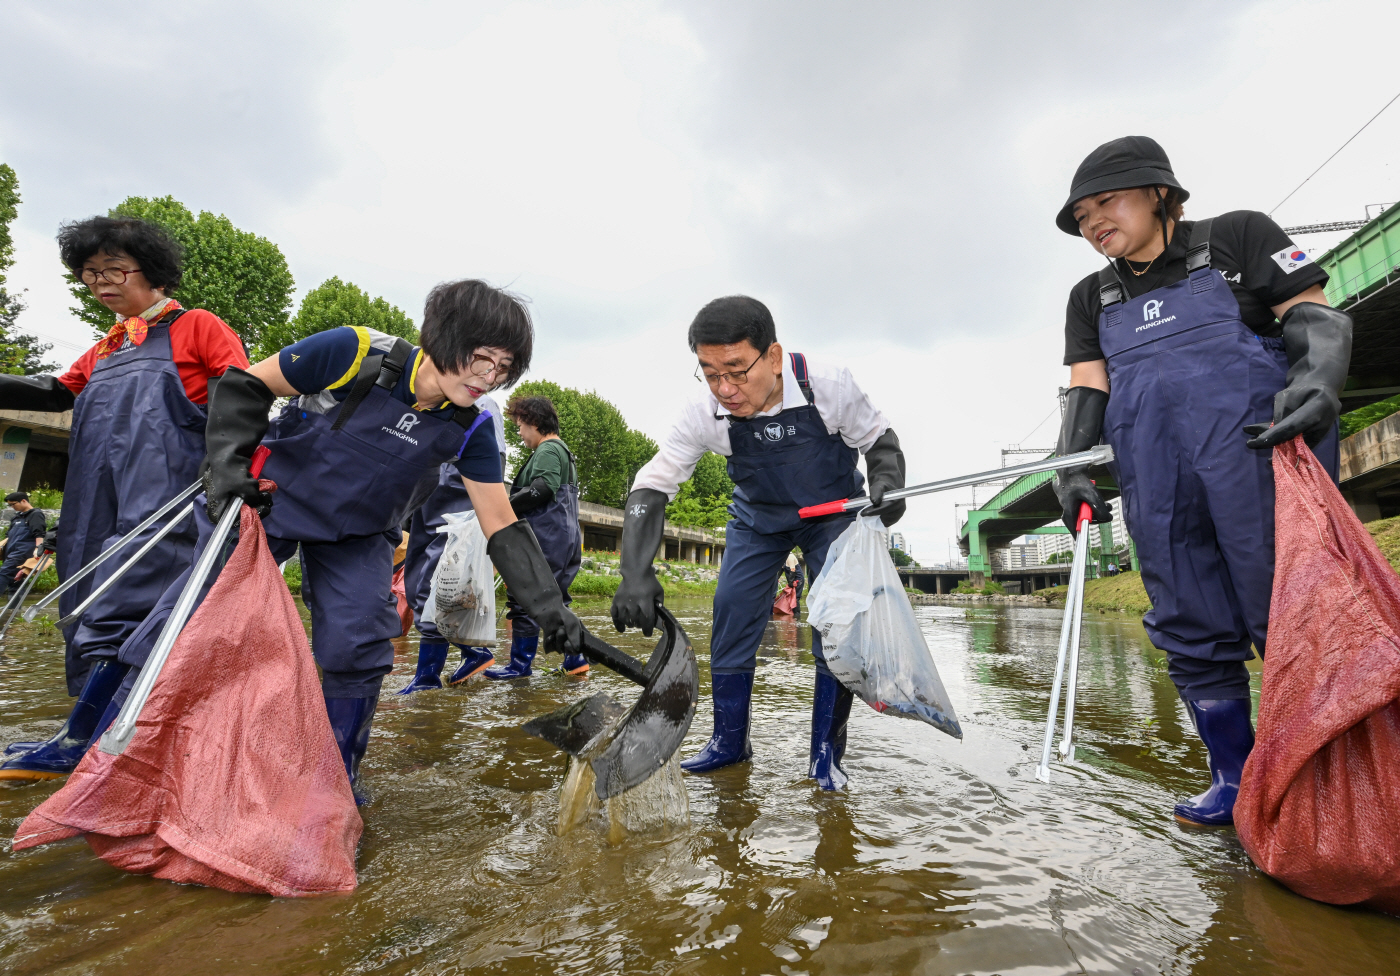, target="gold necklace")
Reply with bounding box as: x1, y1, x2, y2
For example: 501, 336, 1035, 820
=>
1124, 254, 1157, 277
